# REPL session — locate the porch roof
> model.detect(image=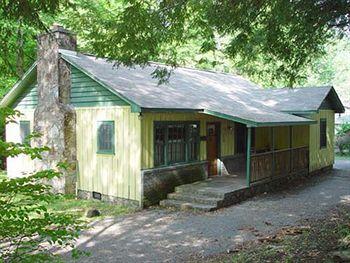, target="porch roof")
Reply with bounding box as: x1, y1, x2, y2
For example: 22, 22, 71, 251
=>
59, 49, 317, 127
